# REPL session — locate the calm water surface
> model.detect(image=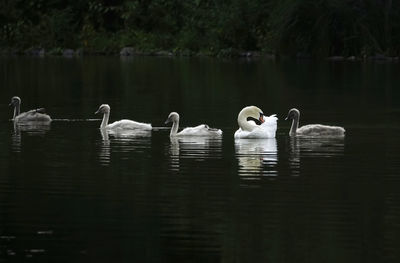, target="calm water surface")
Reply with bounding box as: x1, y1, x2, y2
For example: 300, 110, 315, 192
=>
0, 57, 400, 262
